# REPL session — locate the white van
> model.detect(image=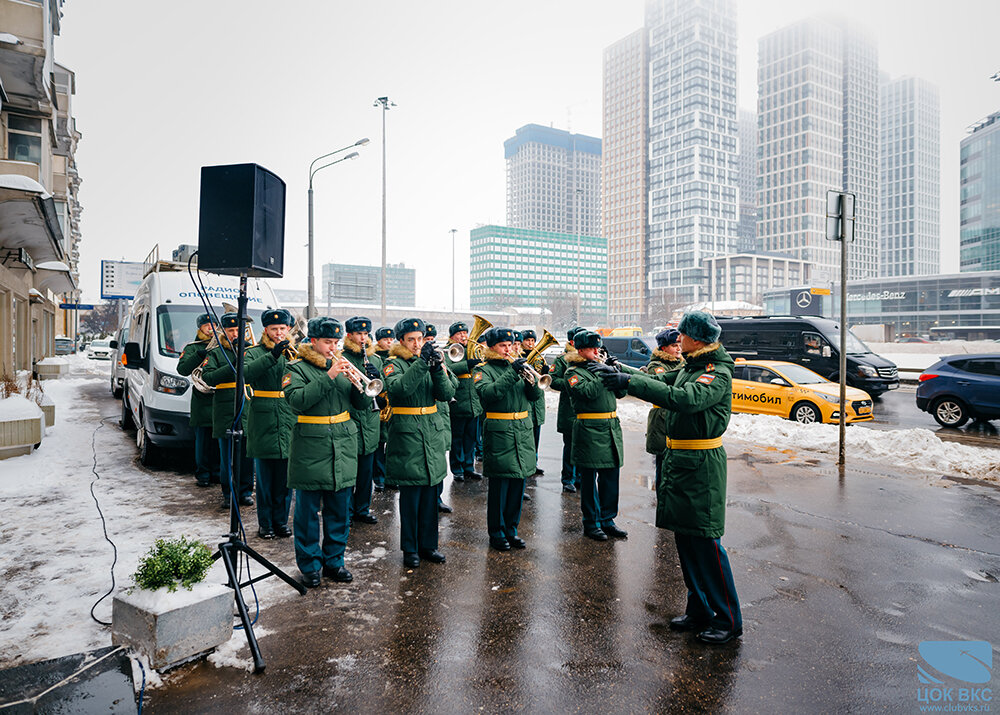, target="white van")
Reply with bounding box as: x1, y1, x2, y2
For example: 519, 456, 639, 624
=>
120, 263, 280, 466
